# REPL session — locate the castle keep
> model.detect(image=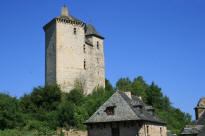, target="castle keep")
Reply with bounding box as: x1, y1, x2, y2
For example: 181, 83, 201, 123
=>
43, 7, 105, 94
